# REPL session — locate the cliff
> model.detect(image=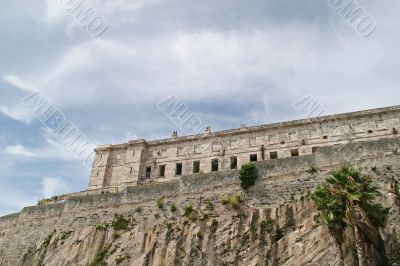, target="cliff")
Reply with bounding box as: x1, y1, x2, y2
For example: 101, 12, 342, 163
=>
0, 138, 399, 265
